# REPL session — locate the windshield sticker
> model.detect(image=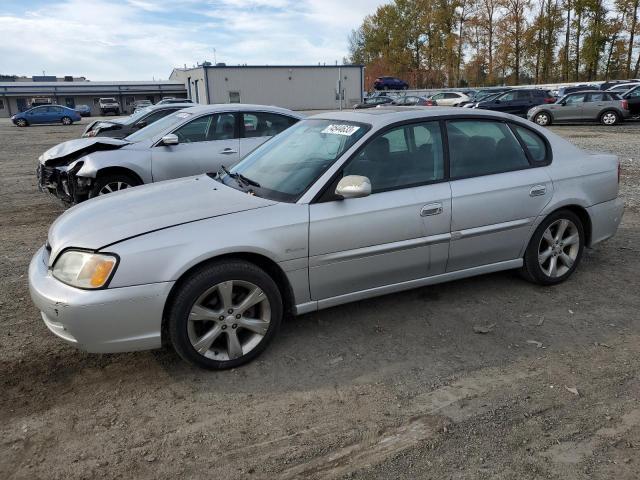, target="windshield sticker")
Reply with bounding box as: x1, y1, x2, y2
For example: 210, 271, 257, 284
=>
321, 124, 360, 136
176, 112, 192, 119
